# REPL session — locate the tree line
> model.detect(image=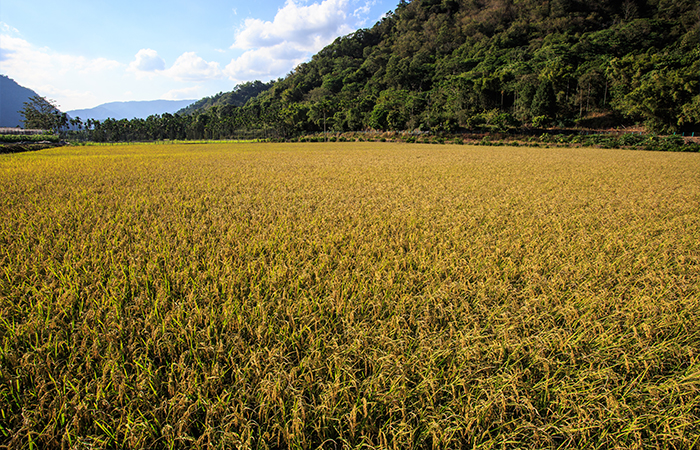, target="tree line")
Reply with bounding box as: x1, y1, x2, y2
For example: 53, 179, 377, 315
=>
21, 0, 700, 141
20, 96, 281, 142
240, 0, 698, 136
